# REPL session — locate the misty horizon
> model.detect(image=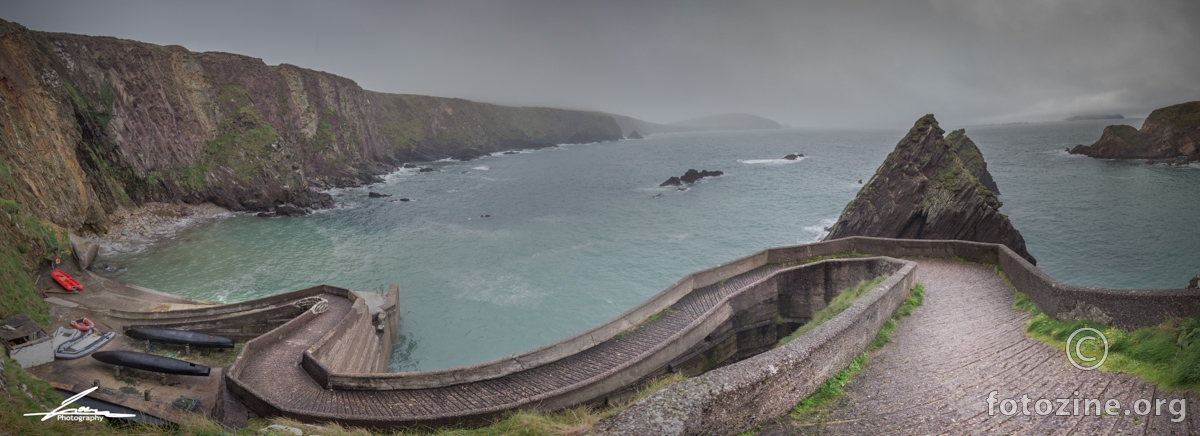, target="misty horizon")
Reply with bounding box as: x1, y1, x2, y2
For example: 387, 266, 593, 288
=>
3, 0, 1198, 129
